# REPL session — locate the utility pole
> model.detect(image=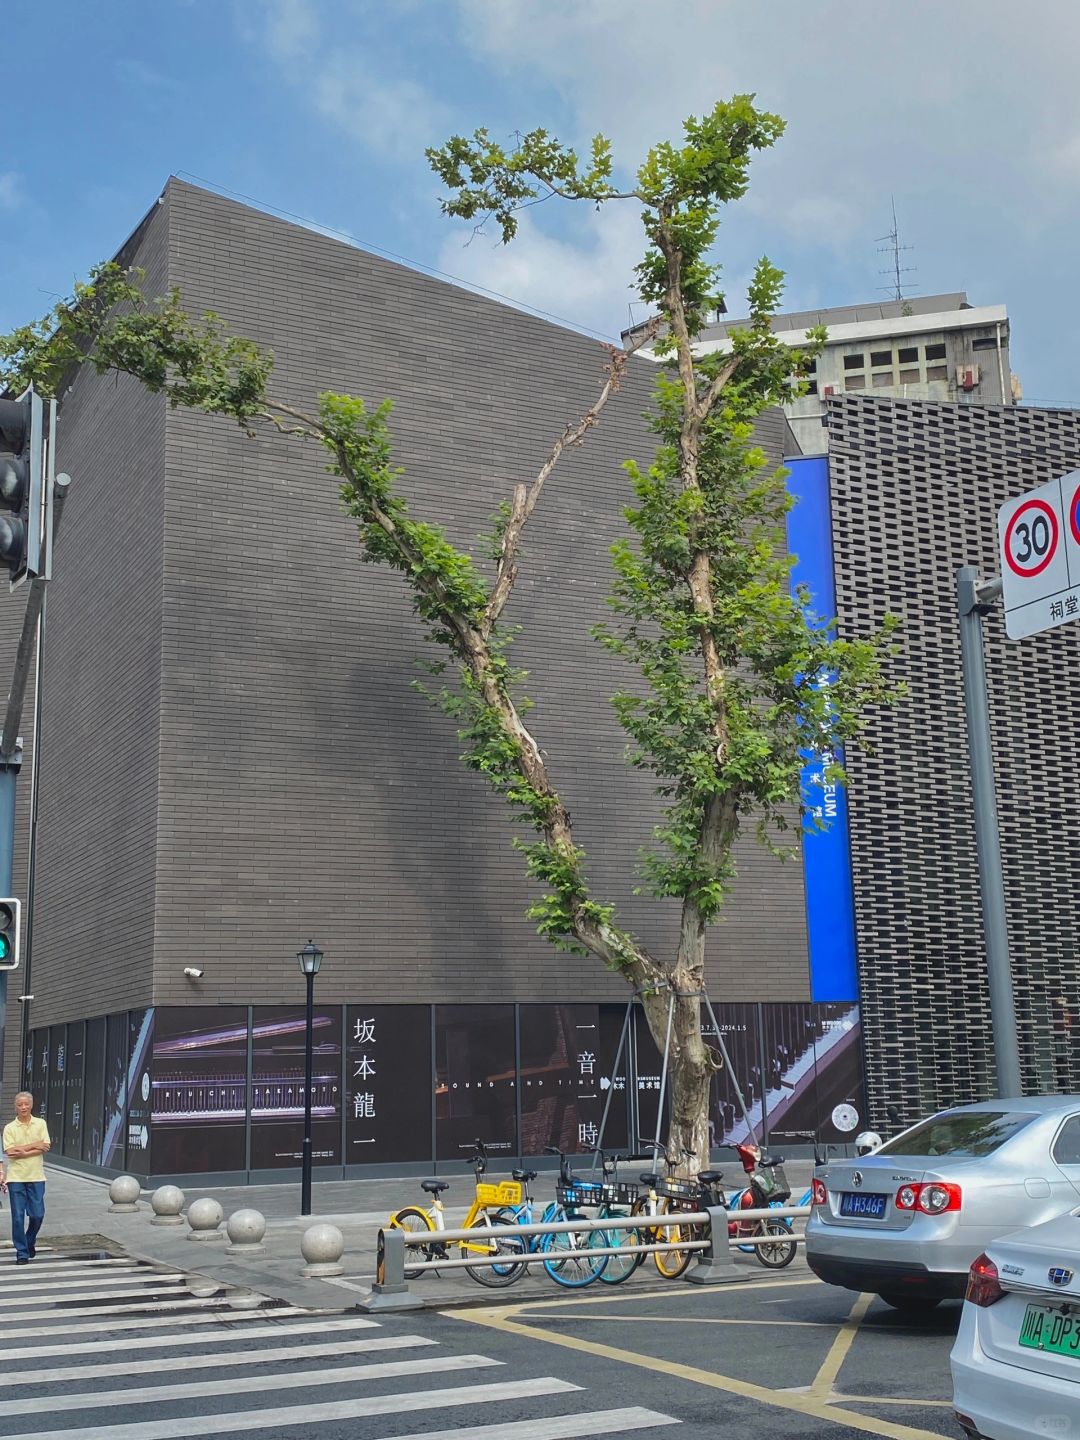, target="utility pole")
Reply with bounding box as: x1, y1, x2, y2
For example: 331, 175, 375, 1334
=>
956, 566, 1022, 1098
0, 389, 70, 1096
